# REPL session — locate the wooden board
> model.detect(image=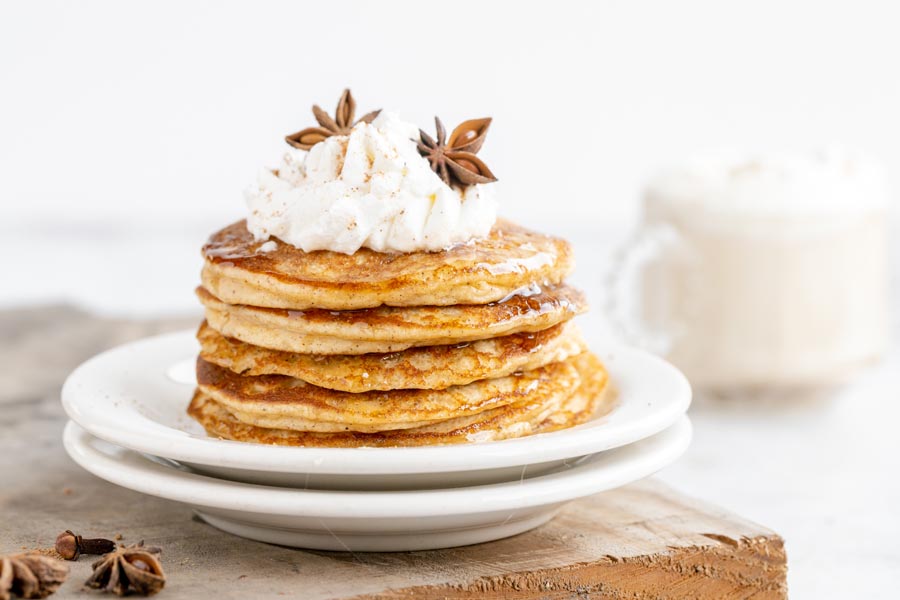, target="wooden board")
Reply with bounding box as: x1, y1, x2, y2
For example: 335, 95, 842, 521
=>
0, 306, 787, 599
341, 479, 787, 599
